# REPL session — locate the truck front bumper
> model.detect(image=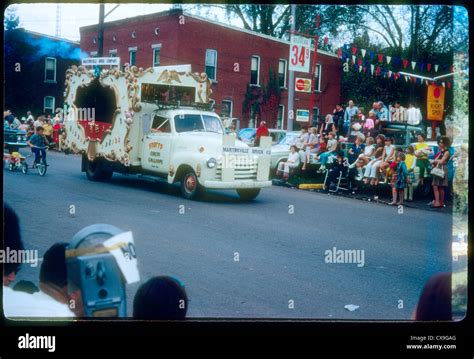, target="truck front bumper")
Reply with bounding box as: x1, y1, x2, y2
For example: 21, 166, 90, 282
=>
203, 180, 272, 189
